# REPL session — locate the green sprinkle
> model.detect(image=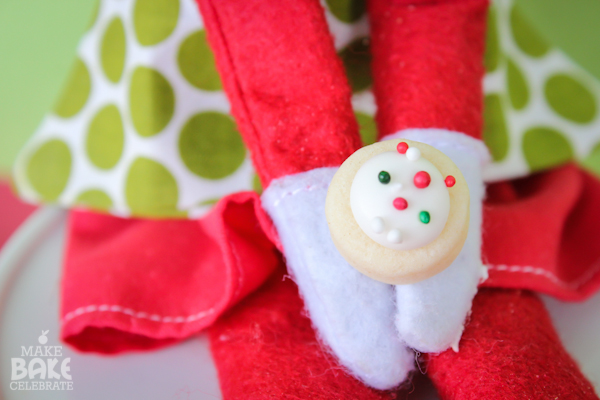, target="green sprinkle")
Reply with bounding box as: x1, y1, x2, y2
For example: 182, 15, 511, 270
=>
378, 171, 390, 184
419, 211, 430, 224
